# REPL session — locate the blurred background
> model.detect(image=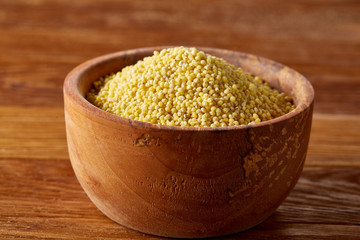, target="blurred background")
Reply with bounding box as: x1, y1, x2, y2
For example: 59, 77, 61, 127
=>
1, 0, 359, 113
1, 0, 359, 239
